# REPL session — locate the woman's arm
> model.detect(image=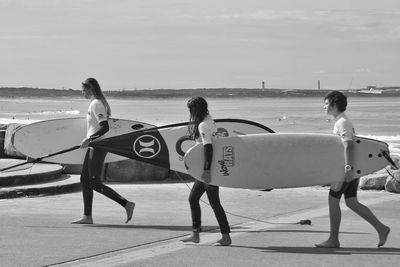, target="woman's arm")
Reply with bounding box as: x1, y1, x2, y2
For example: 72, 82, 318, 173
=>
89, 120, 109, 140
80, 121, 109, 148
